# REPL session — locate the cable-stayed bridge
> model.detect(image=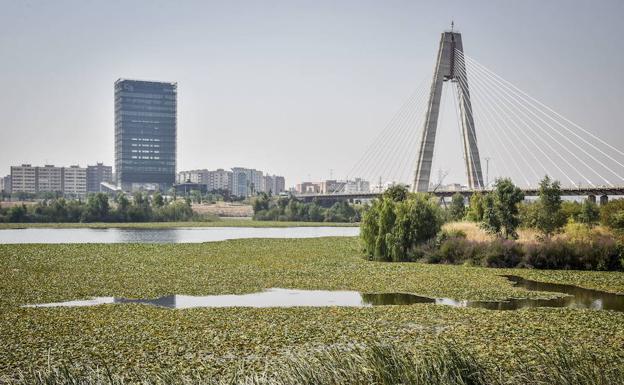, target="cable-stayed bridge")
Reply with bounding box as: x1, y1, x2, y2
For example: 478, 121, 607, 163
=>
295, 26, 624, 203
